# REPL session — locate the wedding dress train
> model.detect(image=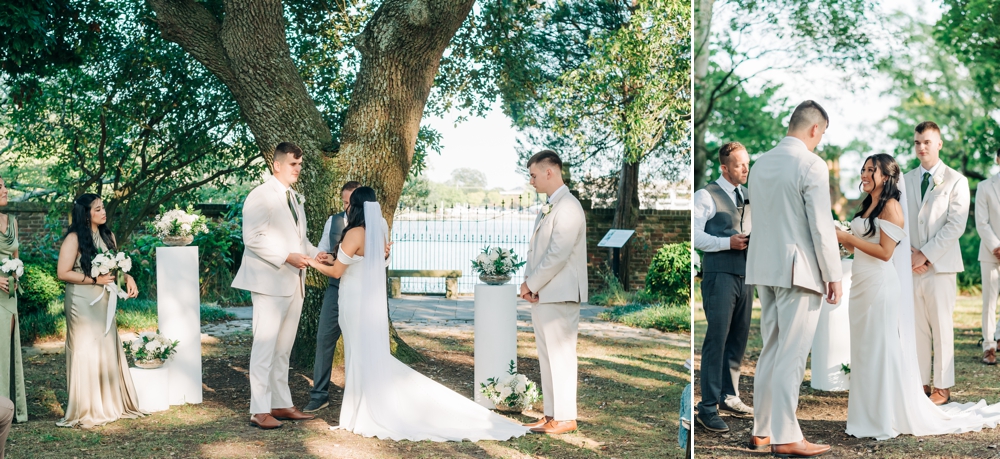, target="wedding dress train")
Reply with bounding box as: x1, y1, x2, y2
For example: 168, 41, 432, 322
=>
333, 202, 529, 442
846, 179, 1000, 440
